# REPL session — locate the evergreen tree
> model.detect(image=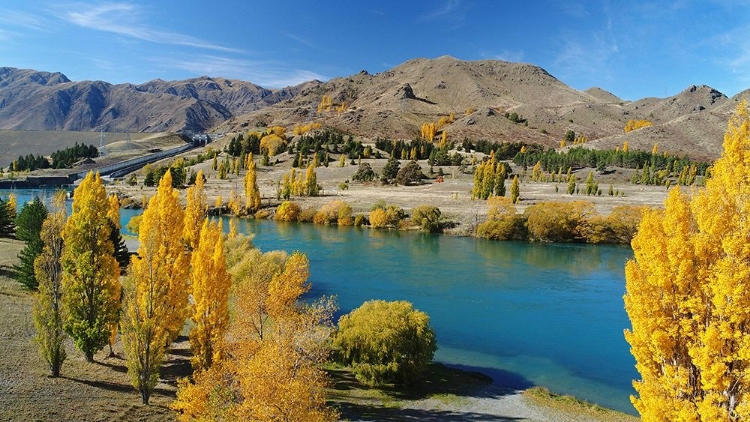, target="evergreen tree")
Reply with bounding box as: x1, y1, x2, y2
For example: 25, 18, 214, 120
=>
0, 197, 13, 237
380, 156, 401, 184
13, 197, 48, 290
